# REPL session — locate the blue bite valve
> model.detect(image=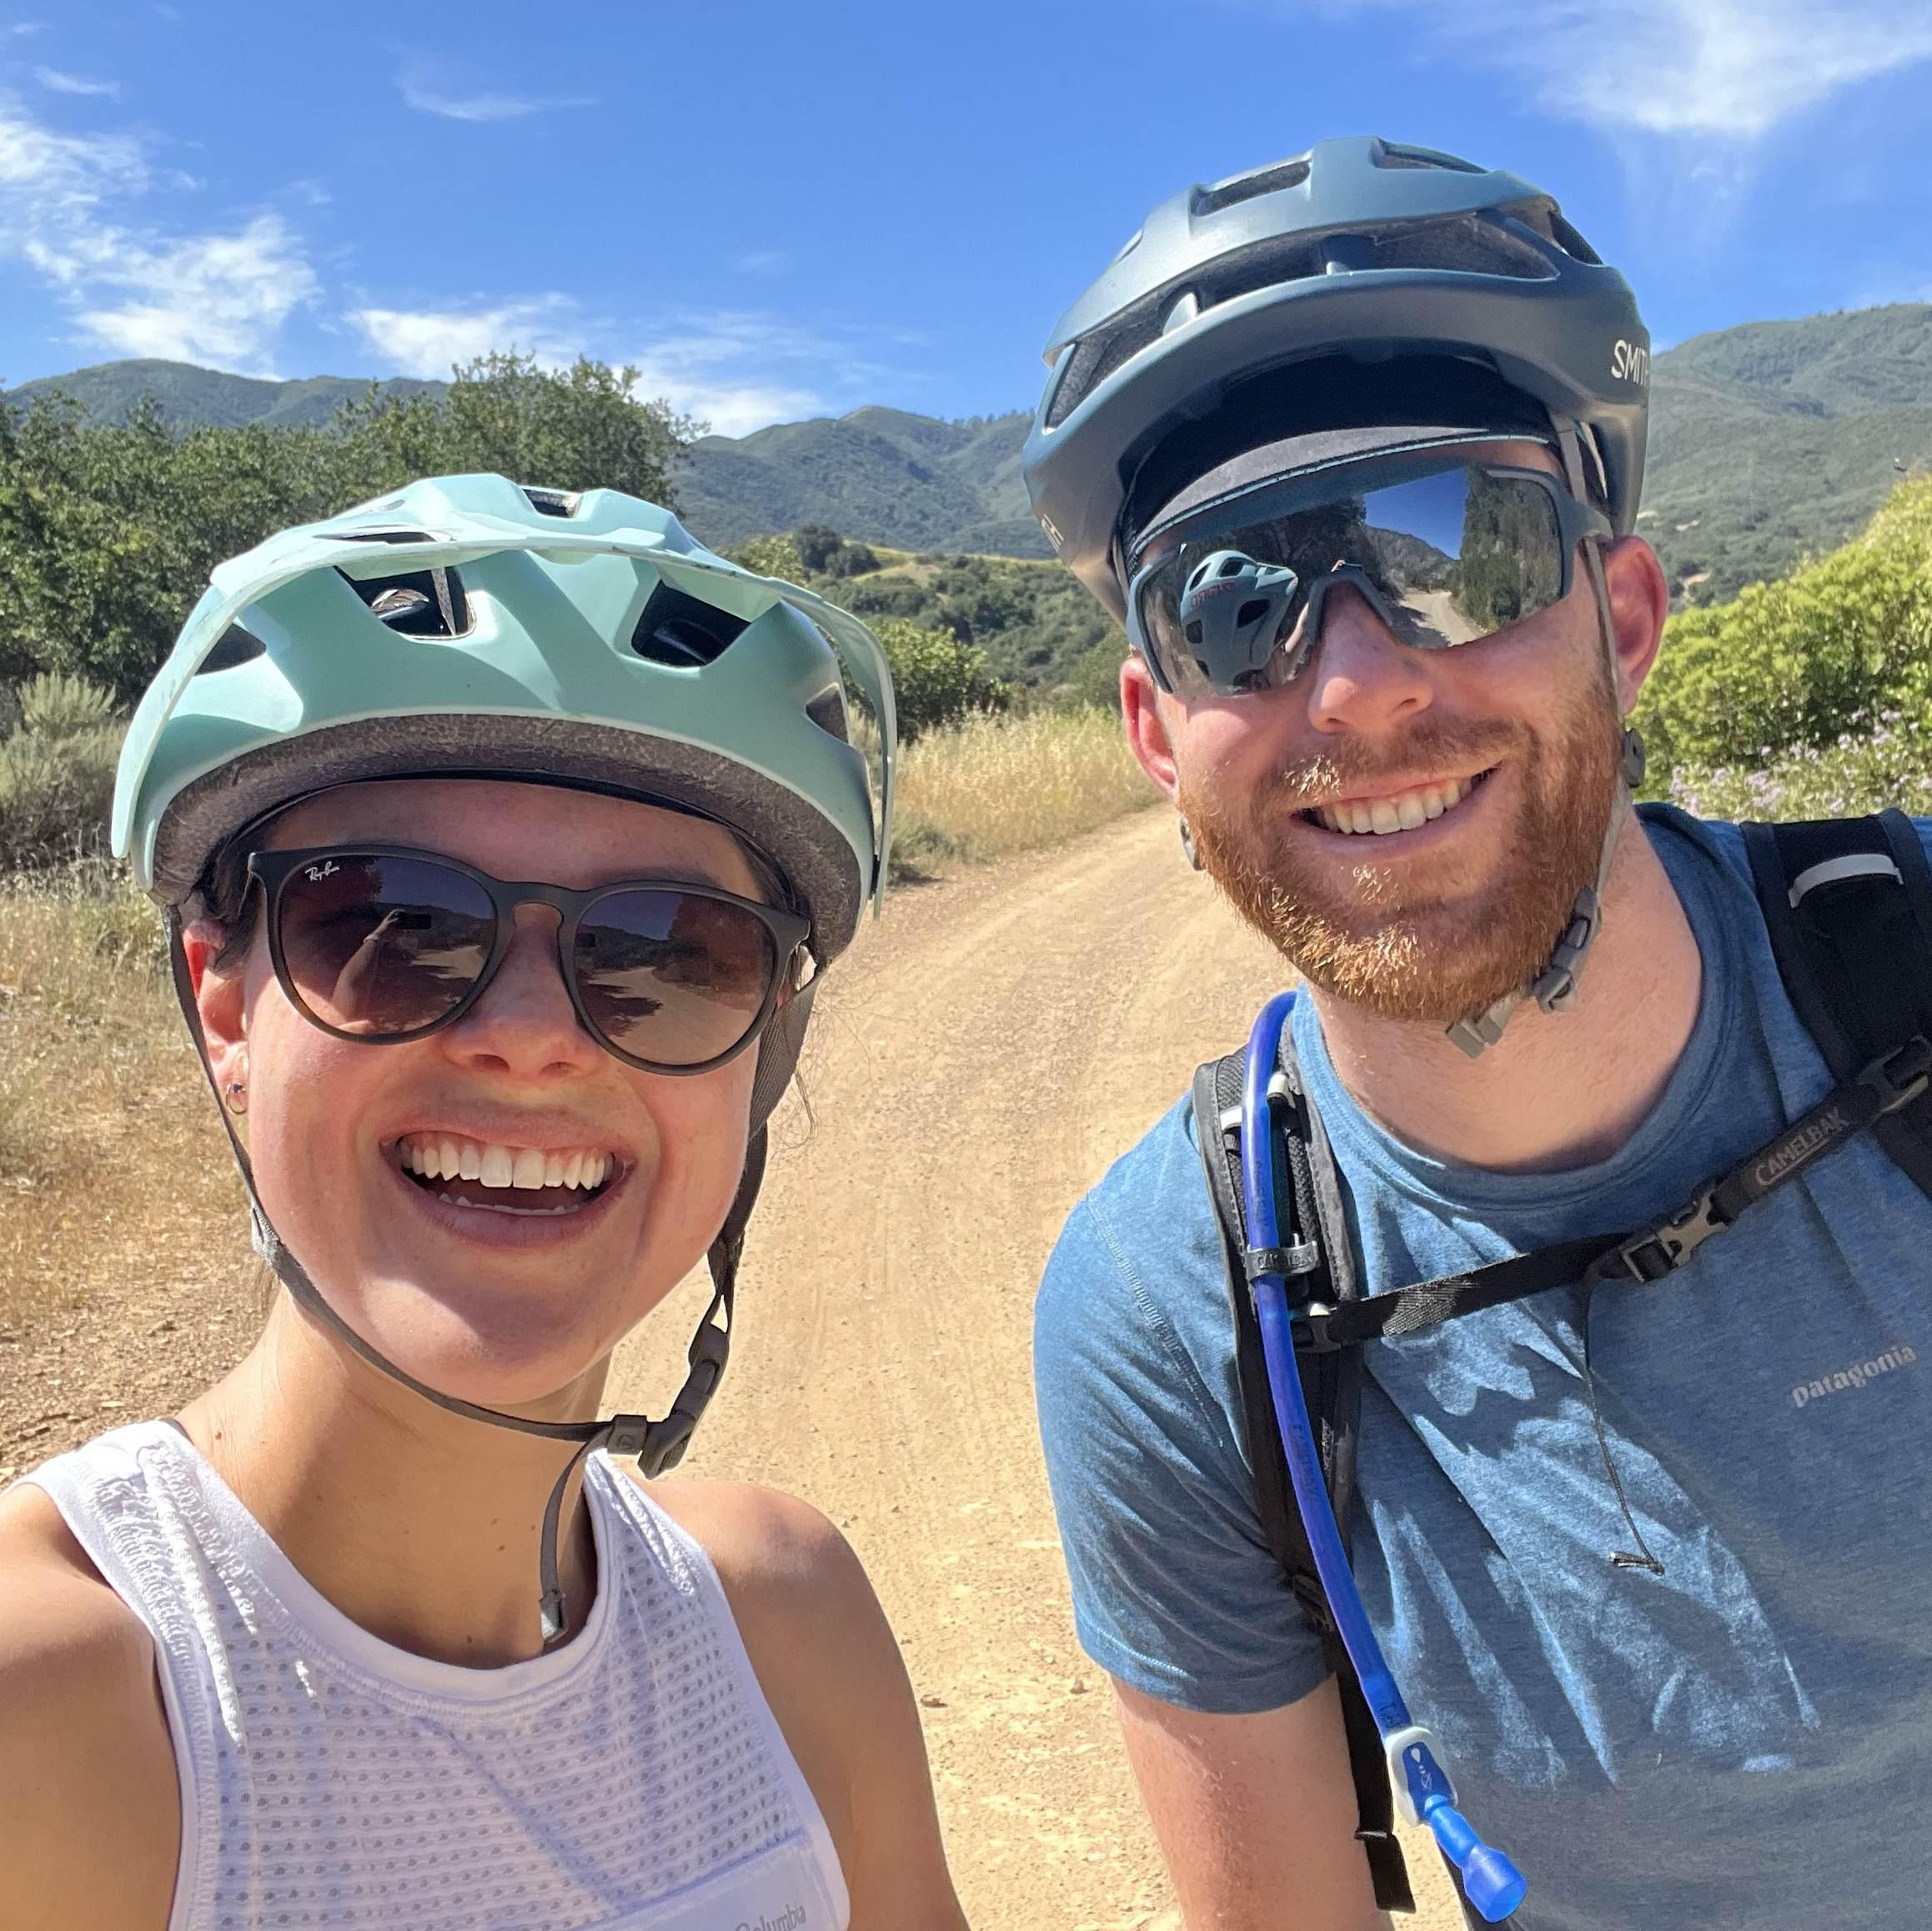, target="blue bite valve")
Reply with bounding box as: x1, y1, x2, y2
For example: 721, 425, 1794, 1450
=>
1423, 1802, 1528, 1923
